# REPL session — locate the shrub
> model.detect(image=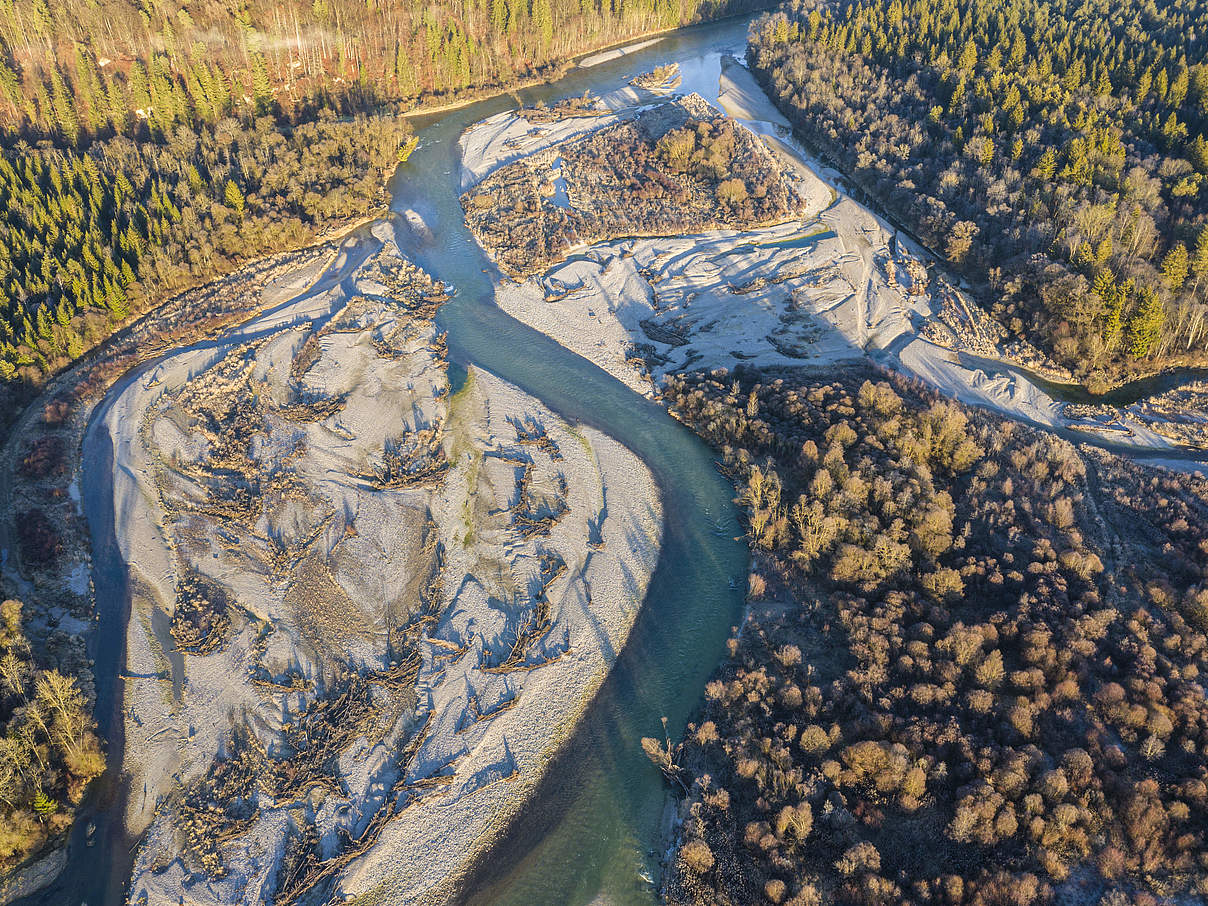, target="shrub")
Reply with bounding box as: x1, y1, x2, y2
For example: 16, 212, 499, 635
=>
680, 838, 715, 874
15, 509, 61, 567
718, 177, 749, 206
